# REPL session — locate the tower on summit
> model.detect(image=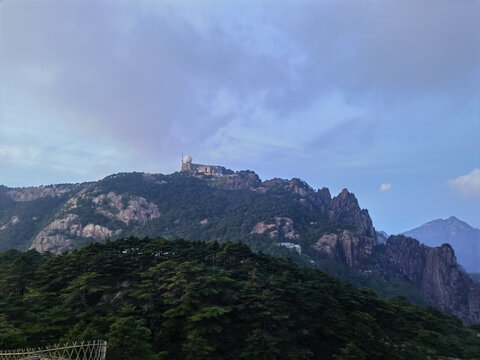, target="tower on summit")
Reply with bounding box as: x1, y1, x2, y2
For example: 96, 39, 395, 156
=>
181, 154, 193, 171
180, 154, 230, 176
